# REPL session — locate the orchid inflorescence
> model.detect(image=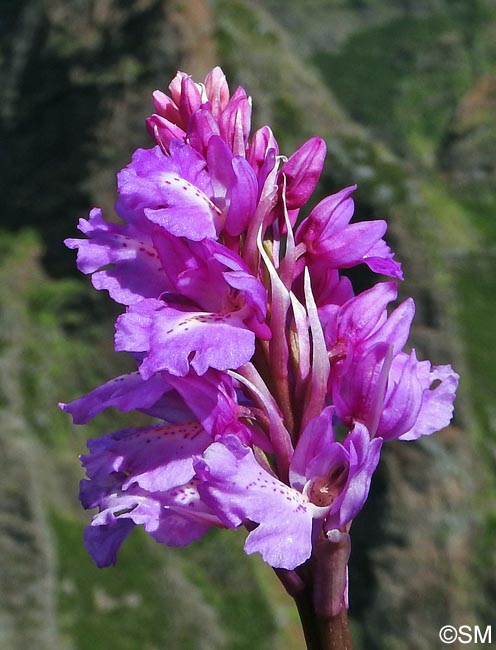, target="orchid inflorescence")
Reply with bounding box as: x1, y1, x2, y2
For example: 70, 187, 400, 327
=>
61, 67, 458, 620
